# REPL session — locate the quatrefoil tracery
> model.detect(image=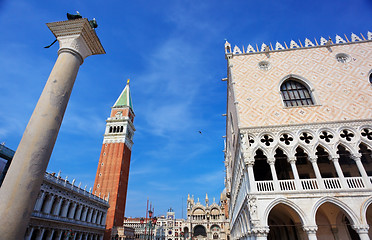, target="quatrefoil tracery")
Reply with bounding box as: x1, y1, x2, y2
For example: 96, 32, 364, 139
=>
299, 132, 313, 144
261, 135, 274, 146
319, 131, 334, 143
248, 135, 255, 146
340, 129, 354, 142
361, 128, 372, 140
279, 134, 294, 145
